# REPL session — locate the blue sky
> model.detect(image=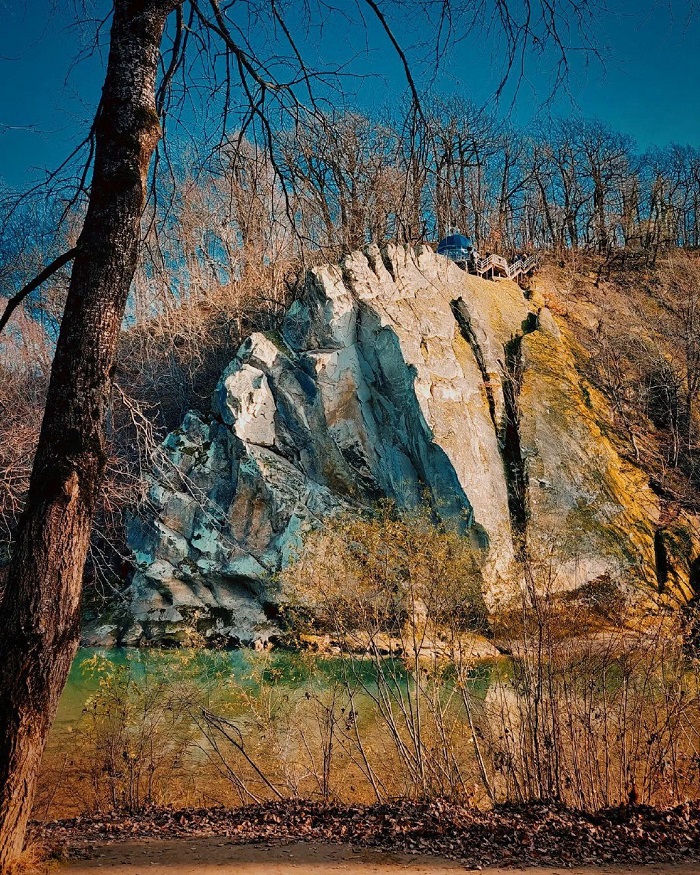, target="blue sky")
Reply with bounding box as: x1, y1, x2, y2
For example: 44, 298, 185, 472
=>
0, 0, 699, 190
